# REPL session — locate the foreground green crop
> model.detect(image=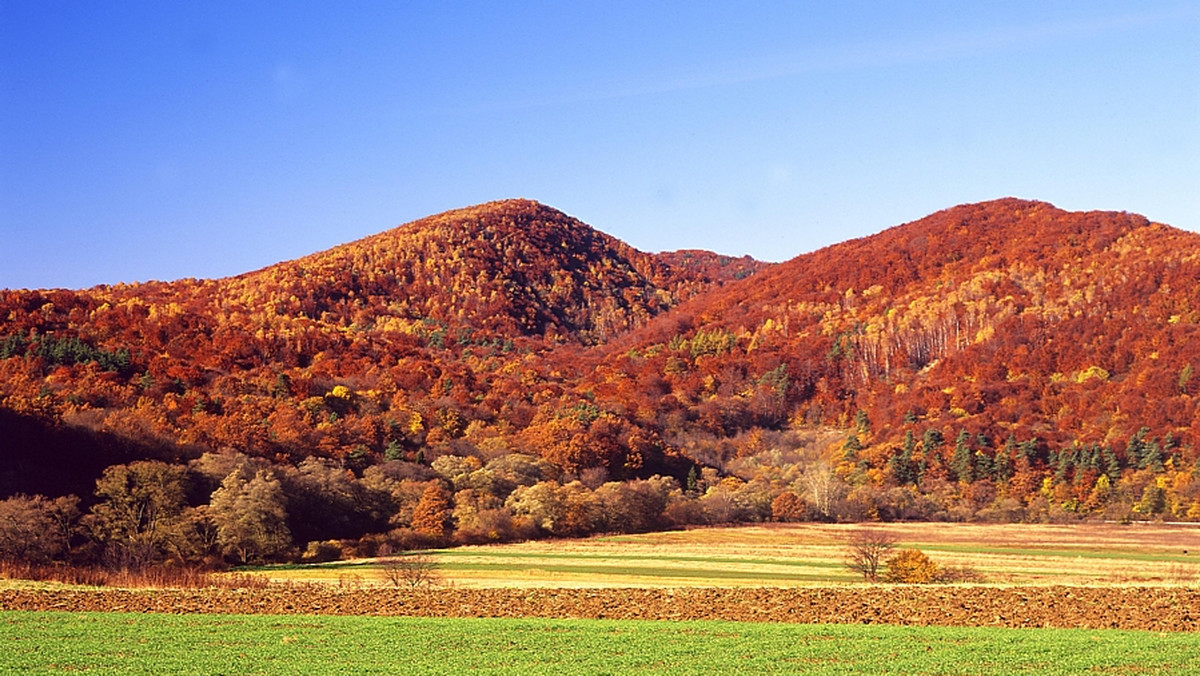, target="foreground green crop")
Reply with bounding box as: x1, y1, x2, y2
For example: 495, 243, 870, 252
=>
3, 610, 1199, 675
